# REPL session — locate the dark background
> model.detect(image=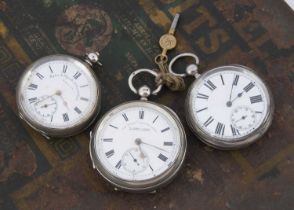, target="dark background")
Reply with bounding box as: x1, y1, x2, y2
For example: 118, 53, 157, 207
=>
0, 0, 293, 209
